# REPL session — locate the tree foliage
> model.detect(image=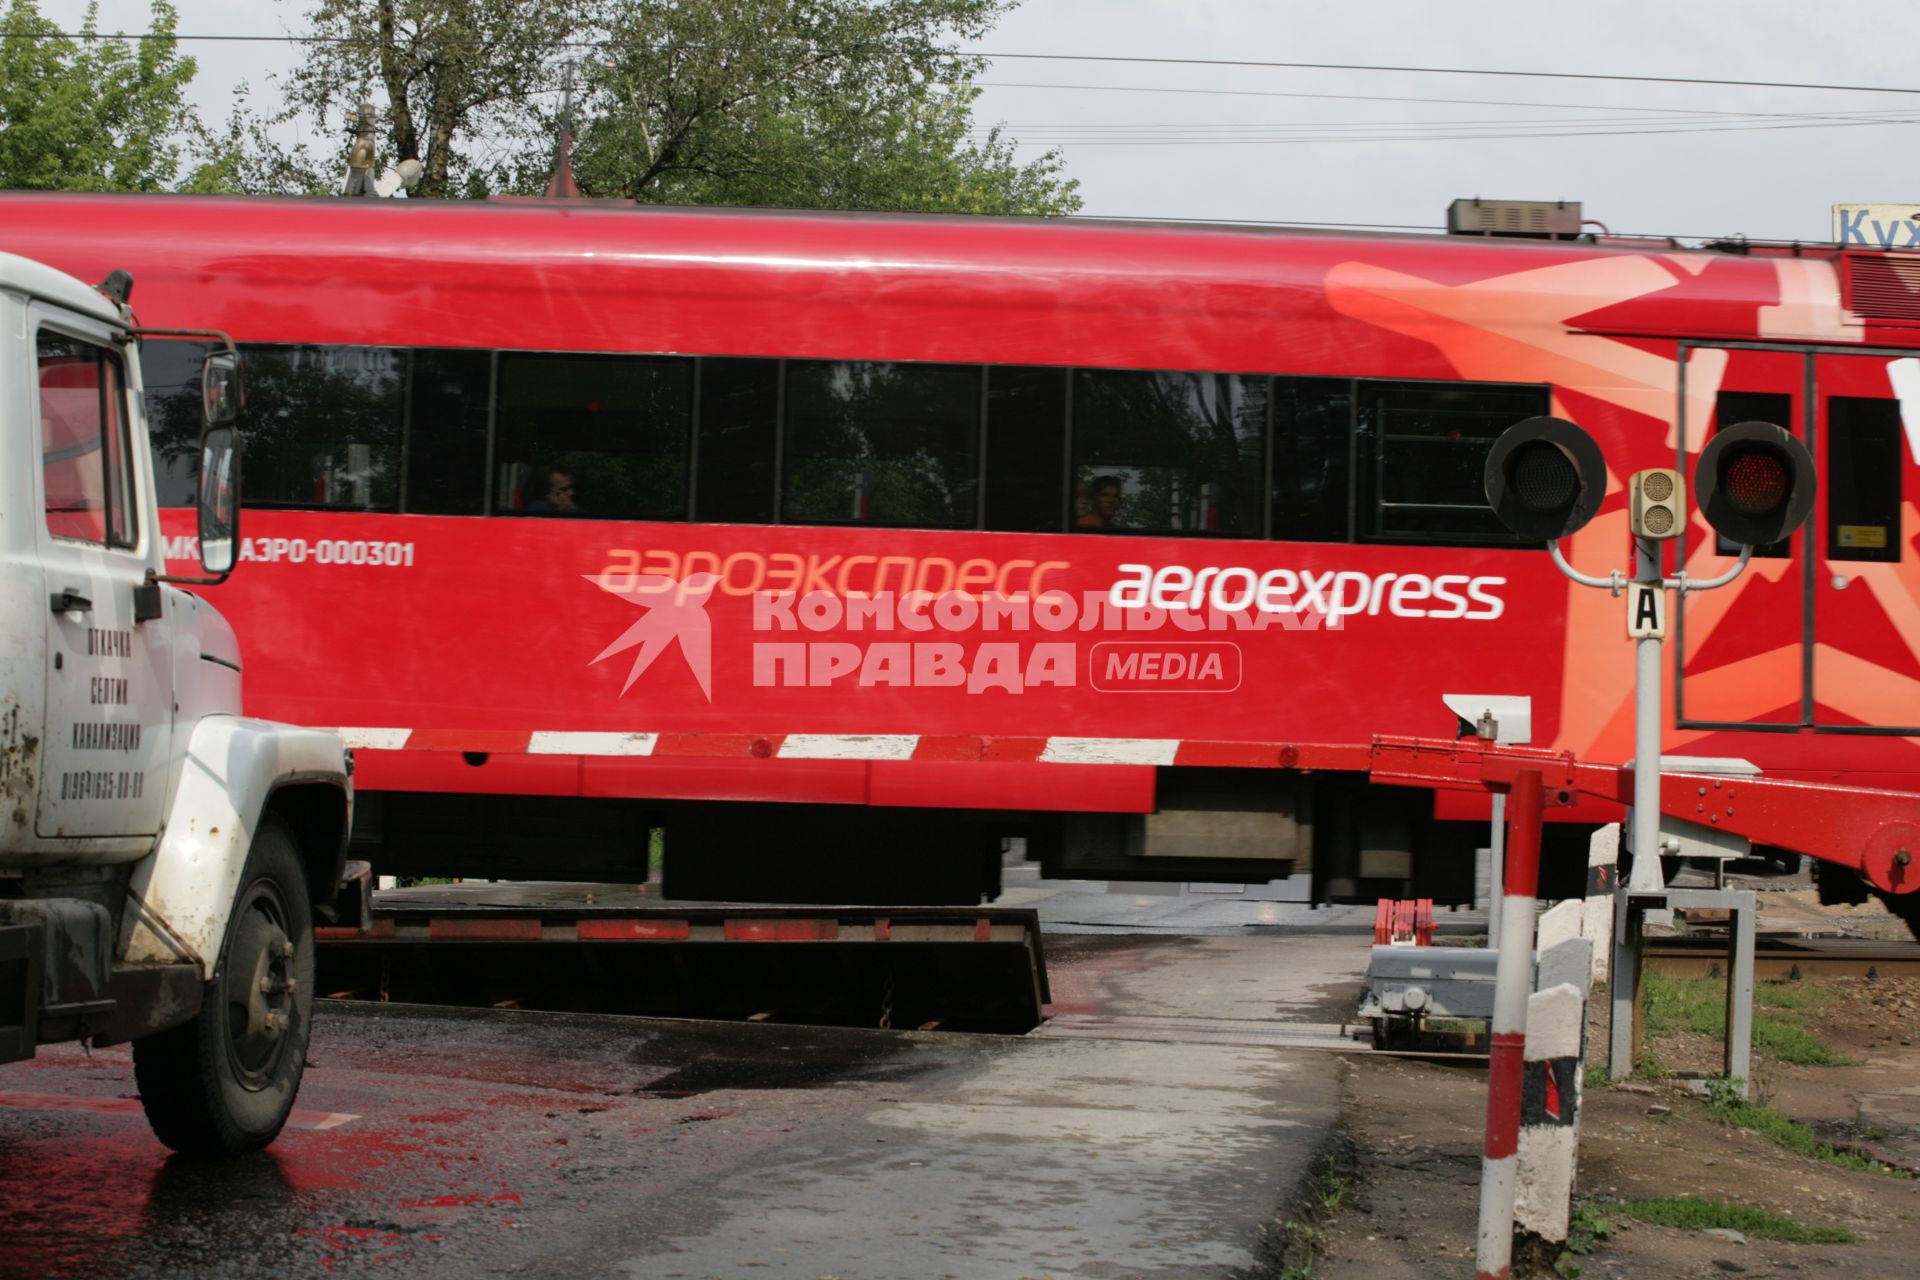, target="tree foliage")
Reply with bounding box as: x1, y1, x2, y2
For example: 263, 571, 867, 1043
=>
279, 0, 1078, 213
0, 0, 200, 191
283, 0, 589, 199
0, 0, 1079, 215
568, 0, 1078, 214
